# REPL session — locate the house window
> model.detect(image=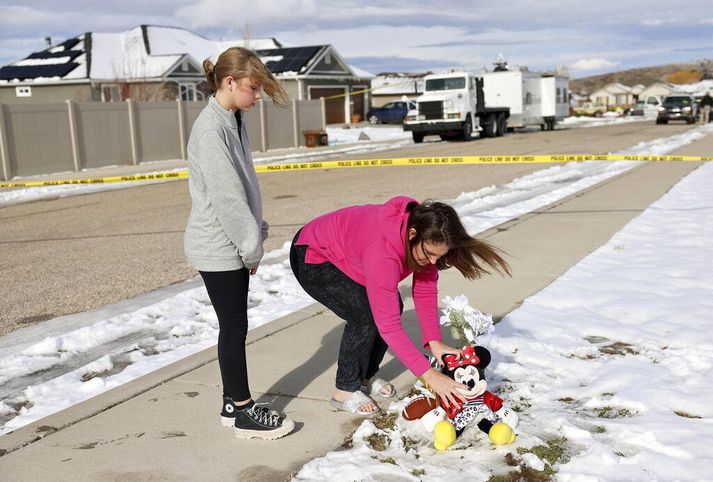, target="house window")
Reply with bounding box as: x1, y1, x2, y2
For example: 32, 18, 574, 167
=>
102, 85, 120, 102
179, 83, 197, 101
15, 86, 31, 97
